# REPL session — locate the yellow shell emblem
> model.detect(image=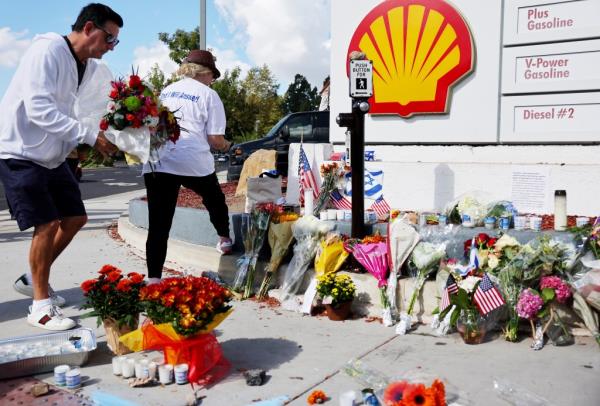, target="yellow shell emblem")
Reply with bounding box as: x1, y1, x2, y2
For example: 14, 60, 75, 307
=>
348, 0, 474, 117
